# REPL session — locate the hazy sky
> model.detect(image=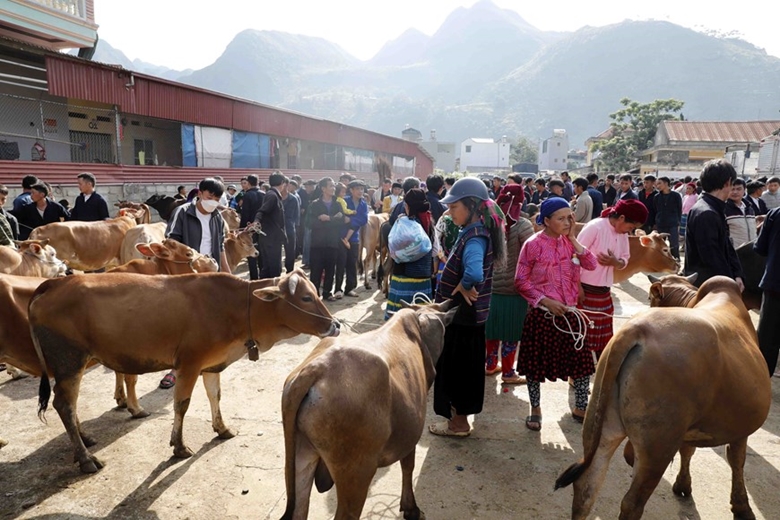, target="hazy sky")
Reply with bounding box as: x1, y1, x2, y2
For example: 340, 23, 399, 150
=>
94, 0, 779, 70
